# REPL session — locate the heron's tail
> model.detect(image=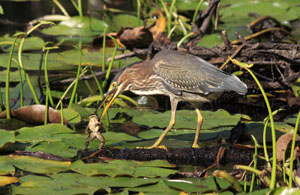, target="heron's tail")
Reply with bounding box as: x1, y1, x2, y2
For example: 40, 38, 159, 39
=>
222, 75, 247, 95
